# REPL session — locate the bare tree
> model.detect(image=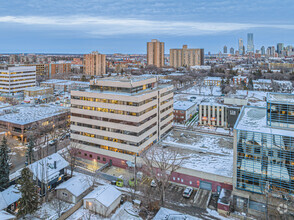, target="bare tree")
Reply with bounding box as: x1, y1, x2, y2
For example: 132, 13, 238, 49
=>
65, 142, 80, 177
208, 84, 214, 95
143, 147, 185, 206
49, 198, 70, 218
